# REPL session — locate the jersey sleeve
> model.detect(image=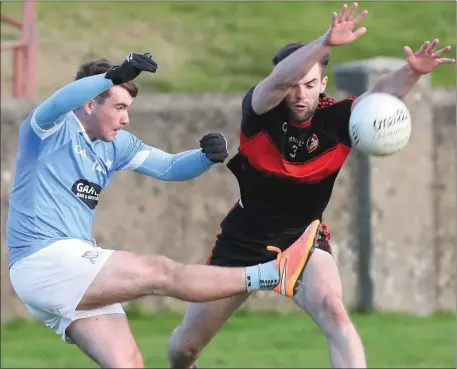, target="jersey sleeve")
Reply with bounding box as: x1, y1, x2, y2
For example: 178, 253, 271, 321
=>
319, 96, 357, 147
240, 86, 283, 137
19, 109, 73, 161
112, 130, 214, 181
133, 147, 214, 181
112, 130, 149, 172
31, 73, 113, 140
